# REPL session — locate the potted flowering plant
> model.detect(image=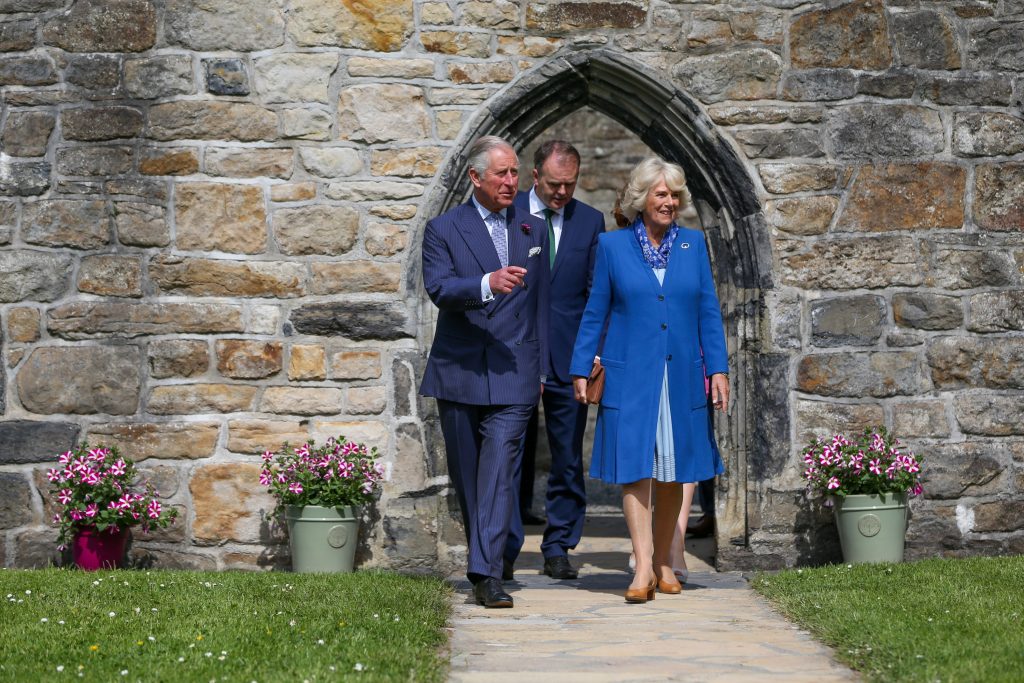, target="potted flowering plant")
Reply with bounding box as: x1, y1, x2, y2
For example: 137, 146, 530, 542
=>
801, 426, 923, 564
259, 436, 384, 573
47, 444, 178, 570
